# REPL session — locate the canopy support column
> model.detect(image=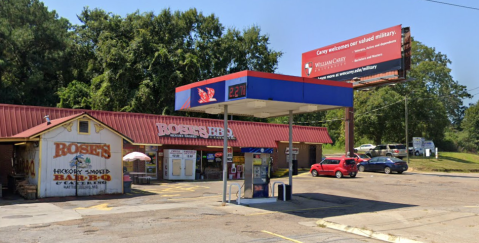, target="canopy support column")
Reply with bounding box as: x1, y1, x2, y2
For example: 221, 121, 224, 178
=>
222, 105, 228, 205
